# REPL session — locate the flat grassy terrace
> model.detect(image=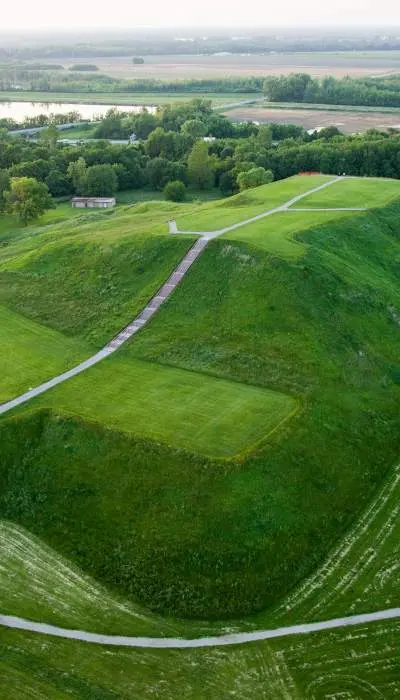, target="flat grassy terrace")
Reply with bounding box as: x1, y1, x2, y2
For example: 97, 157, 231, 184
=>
29, 356, 296, 458
296, 176, 400, 209
176, 174, 333, 232
222, 209, 357, 258
0, 306, 89, 403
